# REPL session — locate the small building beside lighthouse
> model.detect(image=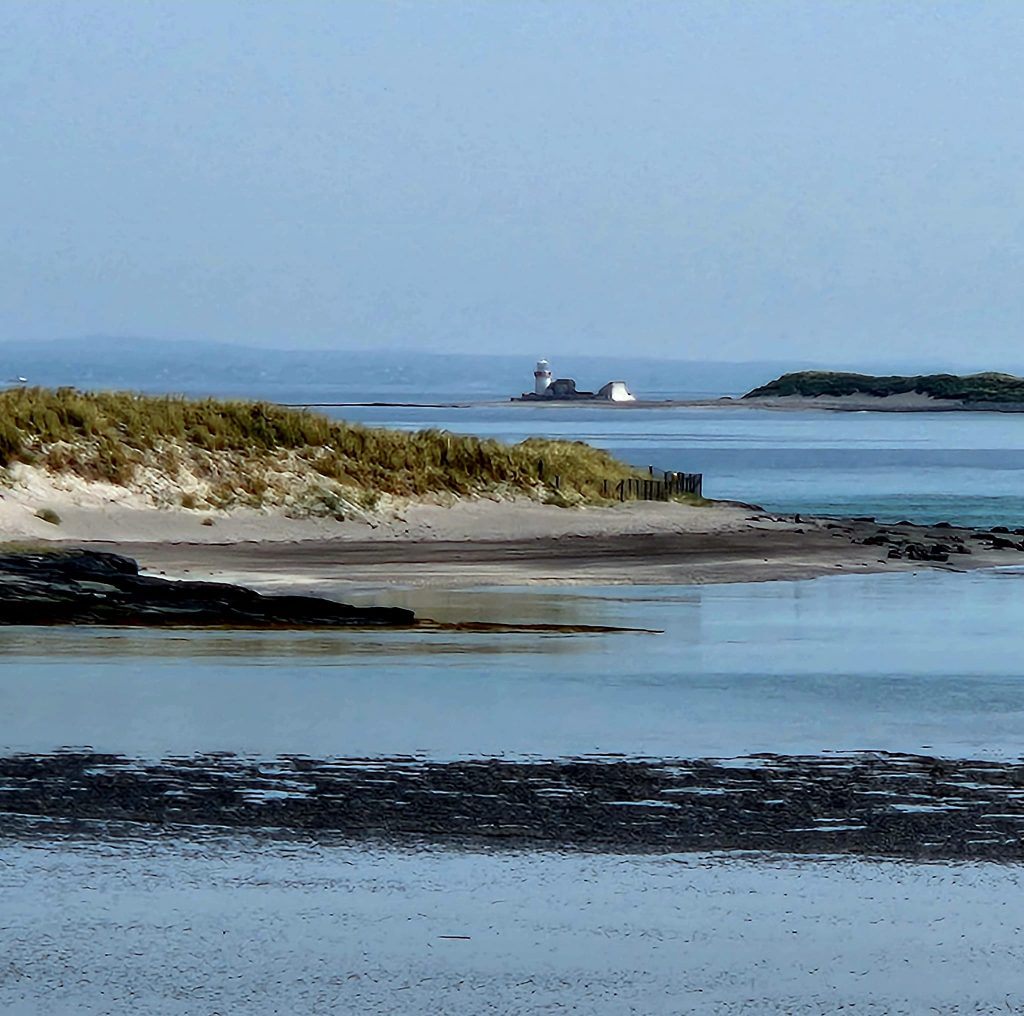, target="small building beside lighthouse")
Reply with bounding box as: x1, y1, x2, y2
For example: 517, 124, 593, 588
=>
597, 381, 635, 402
